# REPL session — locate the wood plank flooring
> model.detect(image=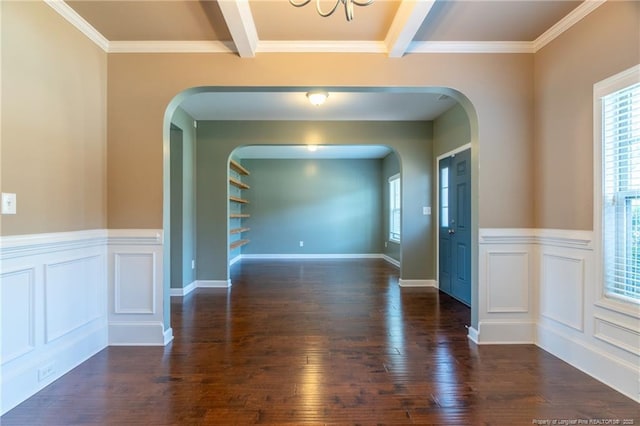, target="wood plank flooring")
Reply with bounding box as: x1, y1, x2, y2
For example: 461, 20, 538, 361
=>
2, 259, 638, 425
